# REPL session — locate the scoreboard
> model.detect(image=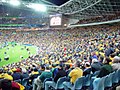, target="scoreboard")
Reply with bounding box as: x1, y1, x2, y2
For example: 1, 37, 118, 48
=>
49, 14, 62, 27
